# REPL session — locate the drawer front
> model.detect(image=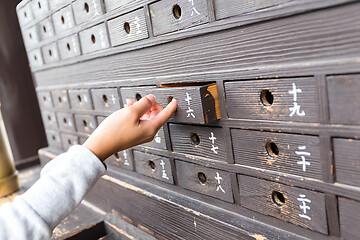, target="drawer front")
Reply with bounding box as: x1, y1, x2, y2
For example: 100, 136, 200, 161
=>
225, 78, 318, 122
339, 198, 360, 240
58, 34, 82, 59
17, 3, 34, 26
120, 86, 154, 106
72, 0, 104, 25
42, 42, 60, 64
104, 0, 141, 12
56, 112, 76, 132
31, 0, 50, 18
52, 90, 71, 109
334, 138, 360, 187
214, 0, 292, 20
96, 116, 106, 125
79, 23, 110, 54
74, 114, 97, 134
107, 150, 134, 171
41, 111, 58, 130
149, 0, 209, 36
328, 75, 360, 125
61, 133, 79, 150
68, 89, 93, 110
91, 88, 121, 112
142, 127, 167, 150
50, 0, 69, 10
23, 26, 40, 48
52, 5, 76, 33
108, 8, 149, 47
238, 175, 327, 234
39, 17, 55, 40
37, 91, 53, 108
133, 151, 174, 184
176, 161, 233, 202
231, 129, 322, 180
28, 49, 44, 68
46, 130, 62, 149
169, 124, 227, 162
